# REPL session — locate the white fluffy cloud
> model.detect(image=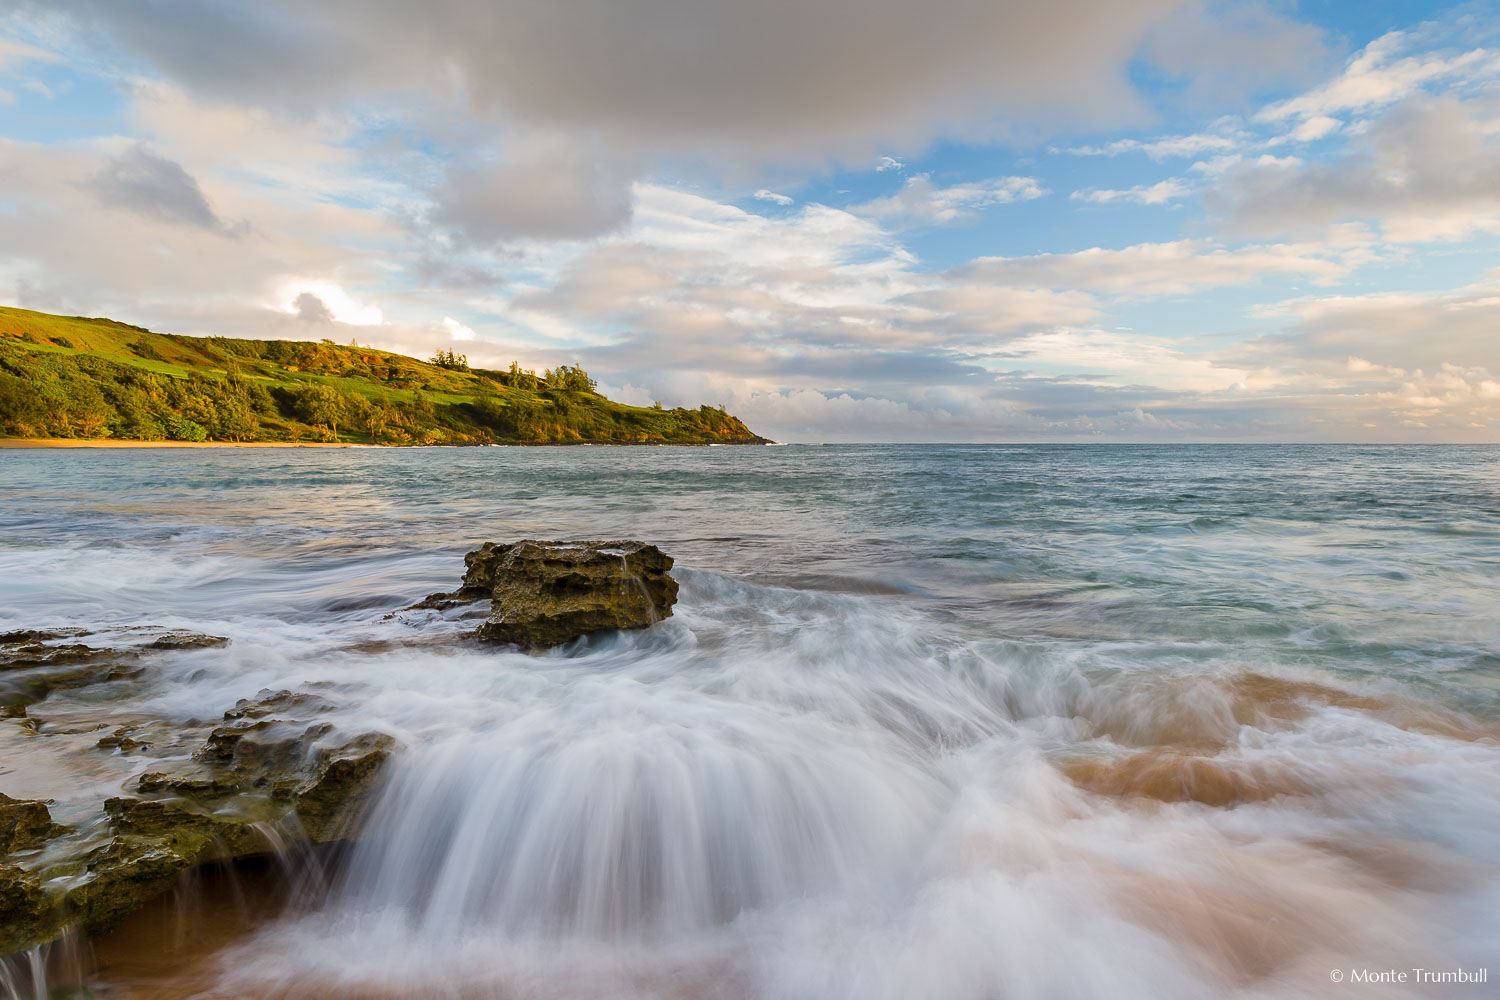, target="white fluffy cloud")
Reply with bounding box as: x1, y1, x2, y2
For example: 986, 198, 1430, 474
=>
1071, 179, 1192, 206
1213, 95, 1500, 240
956, 238, 1364, 298
857, 175, 1046, 226
1257, 30, 1500, 124
1058, 127, 1245, 159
